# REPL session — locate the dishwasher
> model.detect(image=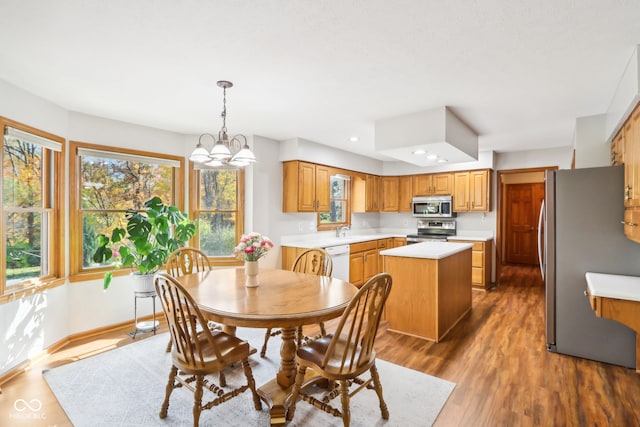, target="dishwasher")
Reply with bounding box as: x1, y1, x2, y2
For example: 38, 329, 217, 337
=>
324, 244, 350, 282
